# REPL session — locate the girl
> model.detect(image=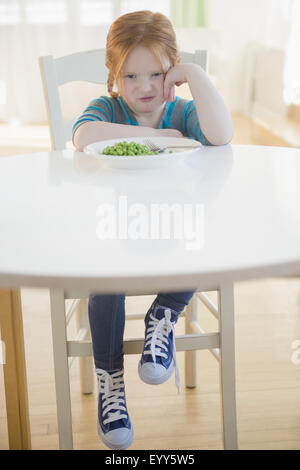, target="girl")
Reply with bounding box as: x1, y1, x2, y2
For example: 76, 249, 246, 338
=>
72, 10, 233, 451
